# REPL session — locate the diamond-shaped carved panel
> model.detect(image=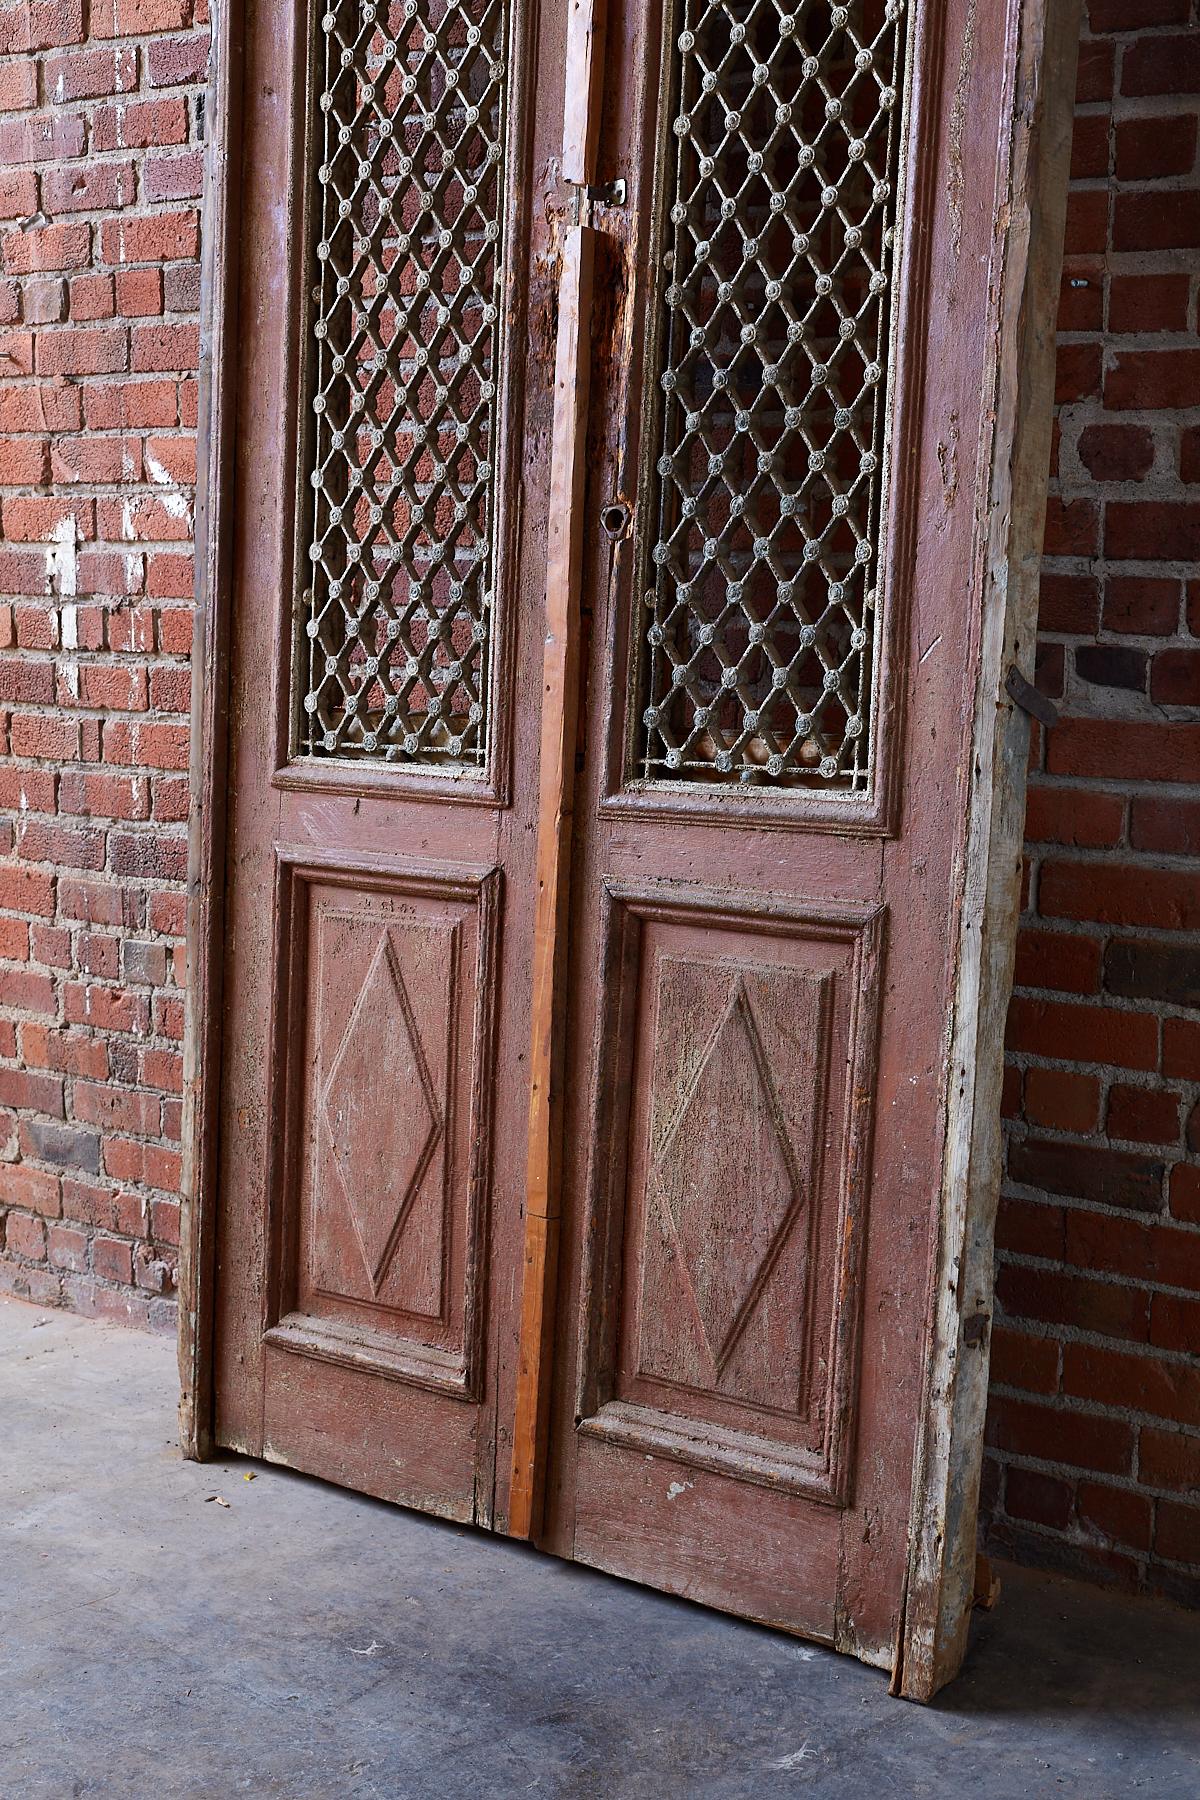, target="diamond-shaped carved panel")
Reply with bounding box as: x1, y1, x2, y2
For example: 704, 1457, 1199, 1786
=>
652, 977, 801, 1372
321, 930, 444, 1293
635, 952, 830, 1413
636, 0, 910, 790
